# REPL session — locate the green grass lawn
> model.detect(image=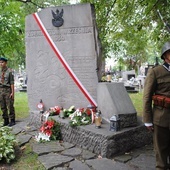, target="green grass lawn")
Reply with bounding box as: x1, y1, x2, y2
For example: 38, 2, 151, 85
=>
129, 92, 143, 117
14, 92, 29, 119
